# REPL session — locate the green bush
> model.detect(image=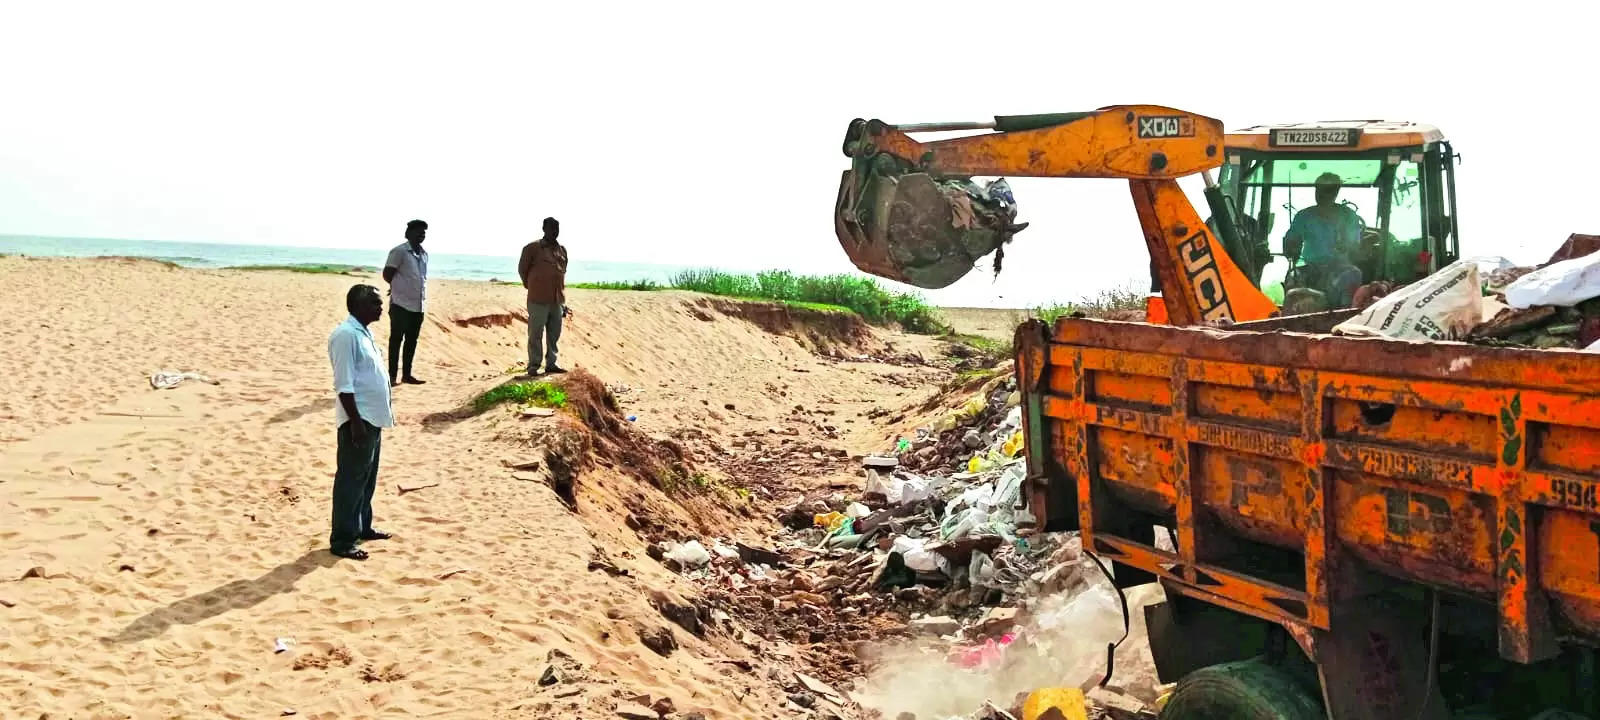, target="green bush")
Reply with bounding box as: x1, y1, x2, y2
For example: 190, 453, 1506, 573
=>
670, 268, 948, 334
472, 381, 568, 412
